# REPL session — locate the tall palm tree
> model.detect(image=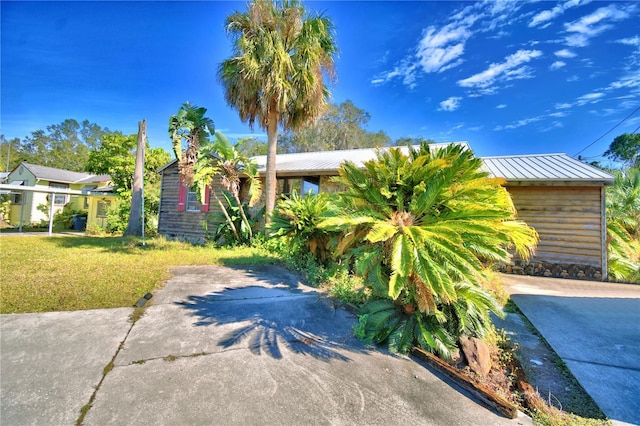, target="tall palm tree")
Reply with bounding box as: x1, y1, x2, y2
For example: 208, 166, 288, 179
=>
168, 102, 215, 187
219, 0, 337, 219
320, 144, 539, 357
